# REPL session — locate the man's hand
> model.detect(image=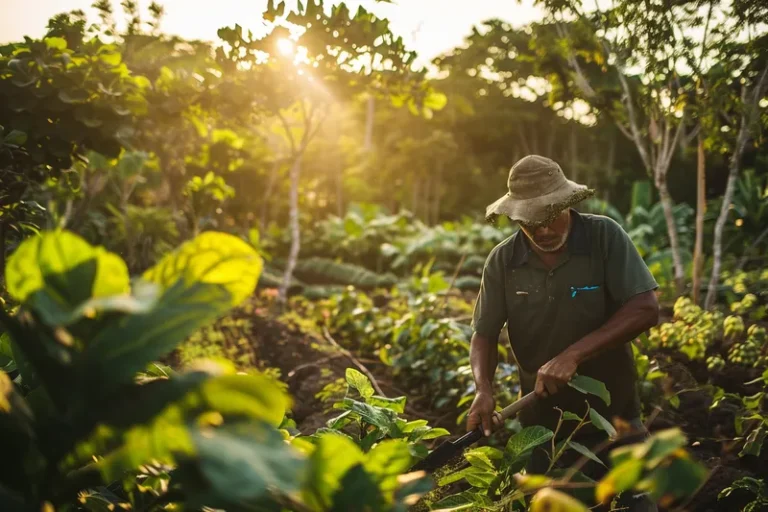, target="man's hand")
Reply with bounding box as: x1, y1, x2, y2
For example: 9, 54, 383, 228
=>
466, 391, 500, 437
535, 352, 579, 398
